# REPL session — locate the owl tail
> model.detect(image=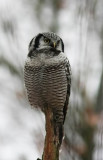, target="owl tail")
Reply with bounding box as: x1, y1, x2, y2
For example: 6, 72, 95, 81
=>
53, 108, 64, 147
58, 124, 64, 146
